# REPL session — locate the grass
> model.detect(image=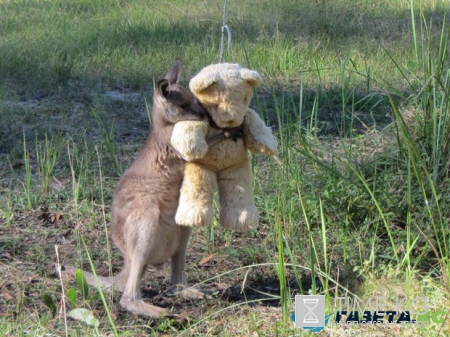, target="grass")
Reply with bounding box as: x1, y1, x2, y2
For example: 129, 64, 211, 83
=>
1, 0, 450, 336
